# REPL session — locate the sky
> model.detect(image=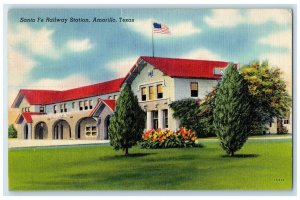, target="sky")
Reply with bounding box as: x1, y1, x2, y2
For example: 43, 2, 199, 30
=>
7, 8, 293, 105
